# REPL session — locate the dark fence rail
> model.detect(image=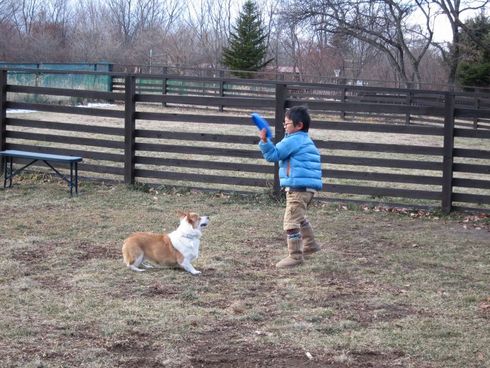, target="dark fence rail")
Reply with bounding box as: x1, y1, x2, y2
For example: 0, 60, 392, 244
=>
112, 75, 490, 130
1, 69, 489, 213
